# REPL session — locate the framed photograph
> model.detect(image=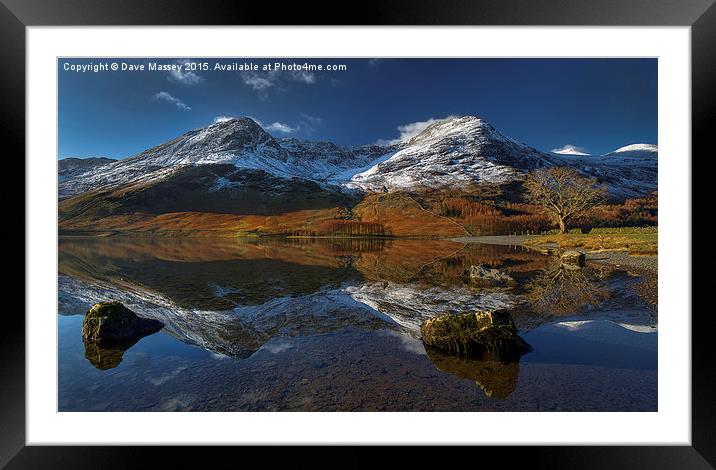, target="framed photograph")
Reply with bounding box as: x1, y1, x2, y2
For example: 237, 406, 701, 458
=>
6, 0, 711, 466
